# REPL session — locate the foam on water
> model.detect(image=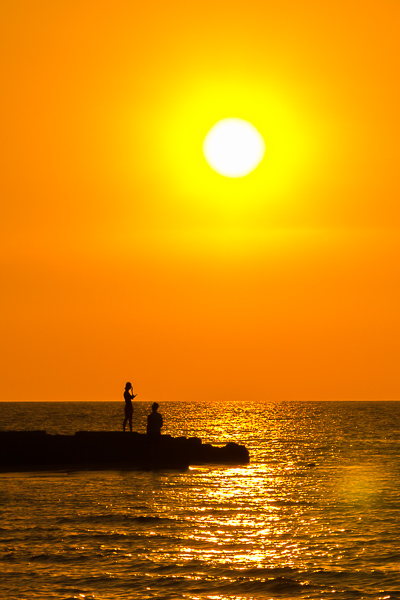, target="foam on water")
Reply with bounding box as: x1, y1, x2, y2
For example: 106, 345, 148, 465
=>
1, 400, 400, 599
